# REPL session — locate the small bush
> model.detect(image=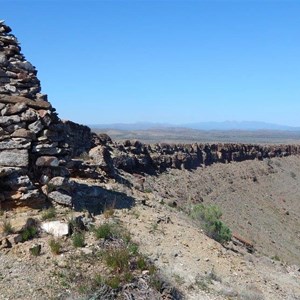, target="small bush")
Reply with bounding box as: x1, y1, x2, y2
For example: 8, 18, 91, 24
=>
128, 242, 139, 255
137, 256, 147, 270
21, 226, 37, 241
103, 201, 116, 219
94, 274, 104, 286
191, 204, 231, 243
150, 273, 163, 291
103, 208, 115, 219
72, 232, 85, 248
41, 207, 56, 220
124, 272, 133, 283
105, 276, 120, 289
30, 245, 41, 256
2, 220, 13, 235
104, 248, 130, 273
49, 239, 61, 255
94, 223, 116, 240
